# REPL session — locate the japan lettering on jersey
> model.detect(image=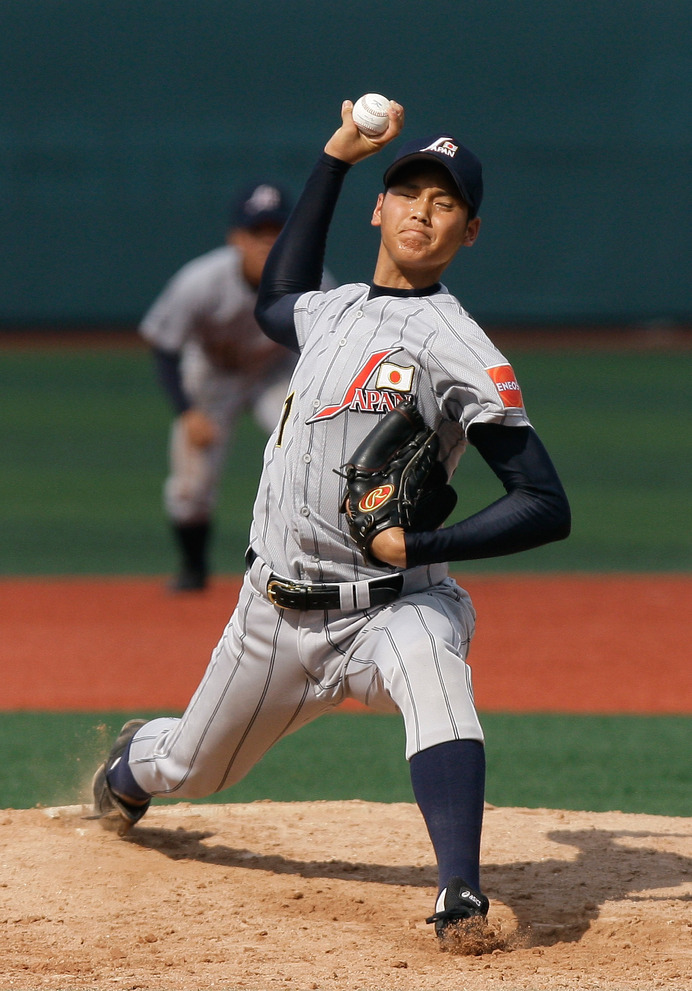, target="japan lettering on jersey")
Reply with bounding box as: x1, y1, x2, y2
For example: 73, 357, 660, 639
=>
307, 348, 415, 422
